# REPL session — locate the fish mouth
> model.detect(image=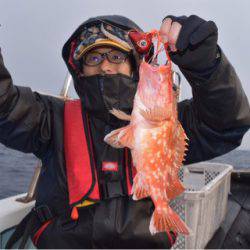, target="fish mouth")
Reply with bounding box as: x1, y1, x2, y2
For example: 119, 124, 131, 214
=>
141, 60, 170, 72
